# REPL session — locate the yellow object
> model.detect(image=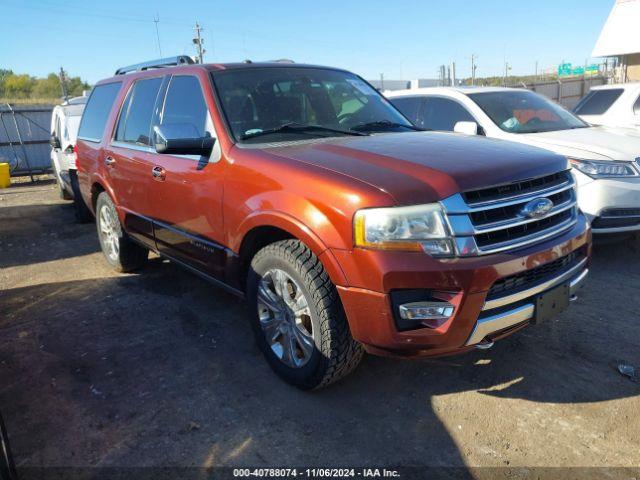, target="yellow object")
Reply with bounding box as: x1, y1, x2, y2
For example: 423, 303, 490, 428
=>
0, 163, 10, 189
